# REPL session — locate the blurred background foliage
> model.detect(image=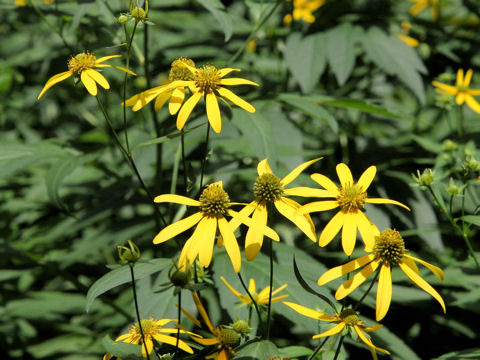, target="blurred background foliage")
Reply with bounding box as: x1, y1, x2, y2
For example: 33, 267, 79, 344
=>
1, 0, 480, 359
